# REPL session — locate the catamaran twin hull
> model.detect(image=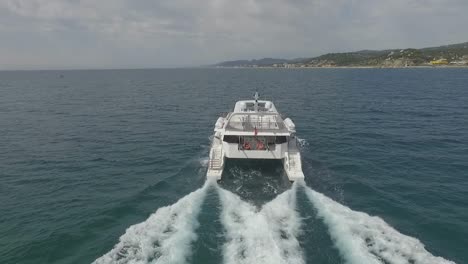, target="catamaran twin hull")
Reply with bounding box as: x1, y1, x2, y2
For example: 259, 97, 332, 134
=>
206, 94, 305, 182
